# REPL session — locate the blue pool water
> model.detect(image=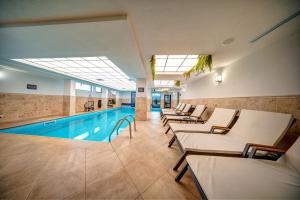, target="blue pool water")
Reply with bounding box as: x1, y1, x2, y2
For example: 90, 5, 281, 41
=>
0, 107, 135, 142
